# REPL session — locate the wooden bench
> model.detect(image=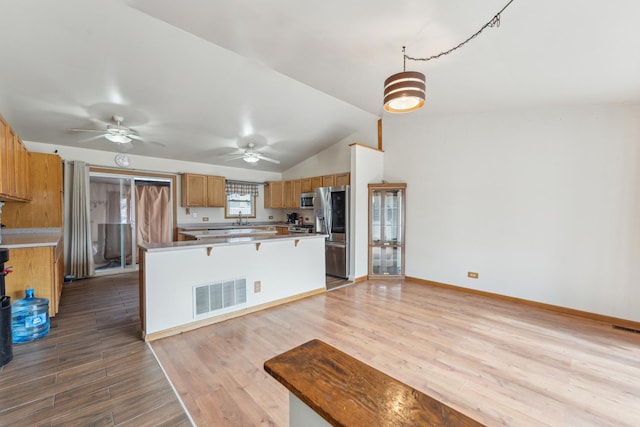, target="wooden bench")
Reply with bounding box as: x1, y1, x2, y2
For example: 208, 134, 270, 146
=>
264, 339, 484, 427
